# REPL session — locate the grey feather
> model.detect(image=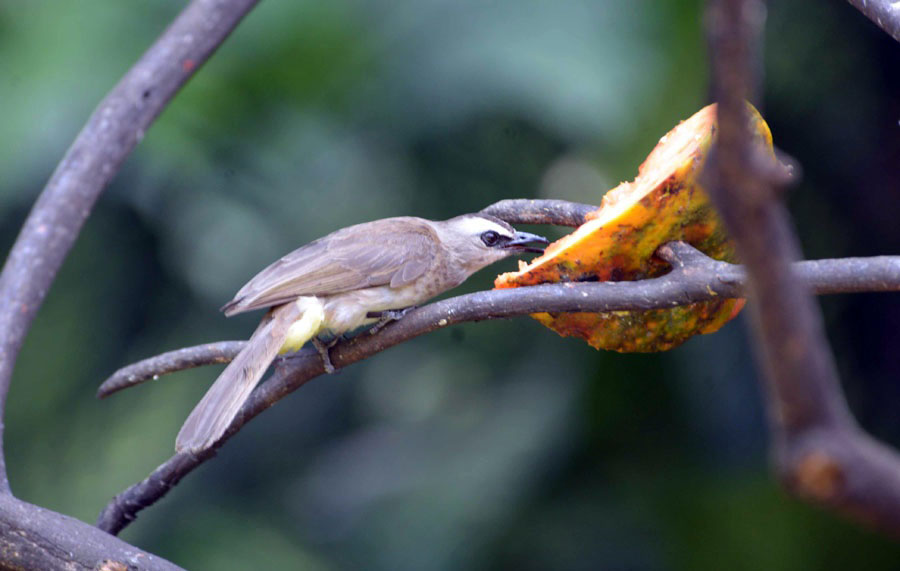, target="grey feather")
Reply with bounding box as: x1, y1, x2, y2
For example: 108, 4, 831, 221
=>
223, 218, 438, 316
390, 257, 431, 288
